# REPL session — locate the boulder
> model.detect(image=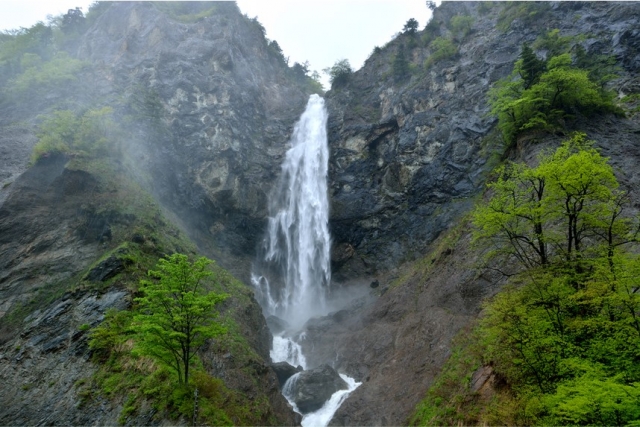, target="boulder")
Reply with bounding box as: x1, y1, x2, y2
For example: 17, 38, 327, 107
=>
284, 364, 348, 414
271, 362, 303, 387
